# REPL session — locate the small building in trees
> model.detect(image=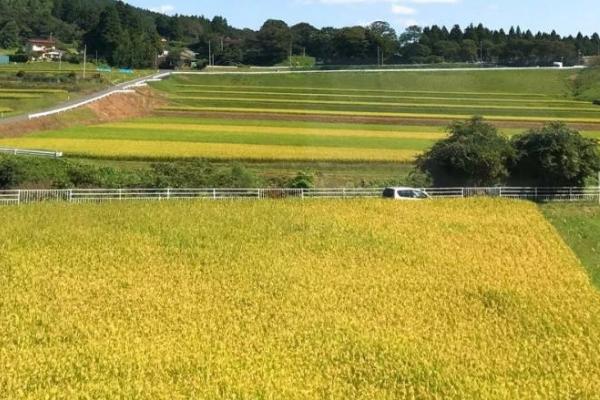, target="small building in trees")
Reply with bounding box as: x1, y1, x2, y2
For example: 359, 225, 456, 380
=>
24, 38, 64, 61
